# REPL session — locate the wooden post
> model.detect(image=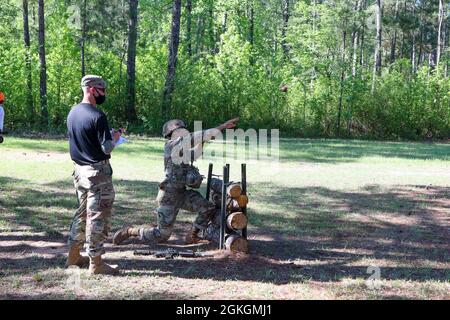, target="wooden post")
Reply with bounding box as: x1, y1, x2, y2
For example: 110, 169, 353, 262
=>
219, 165, 229, 249
206, 163, 213, 201
241, 163, 247, 239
